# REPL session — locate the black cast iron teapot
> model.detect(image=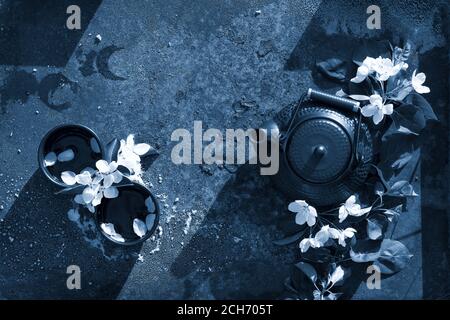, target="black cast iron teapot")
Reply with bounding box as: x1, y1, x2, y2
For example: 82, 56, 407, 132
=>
262, 89, 373, 207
